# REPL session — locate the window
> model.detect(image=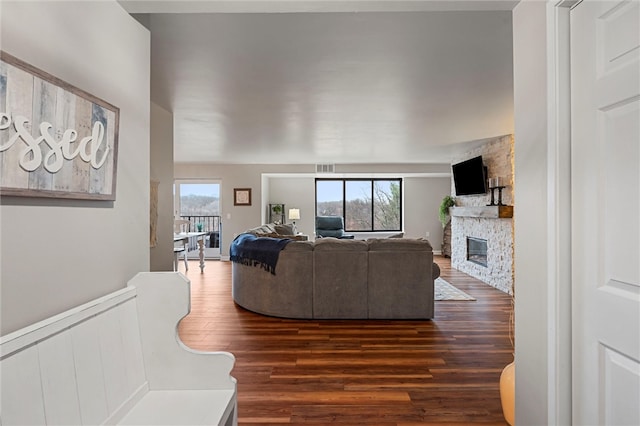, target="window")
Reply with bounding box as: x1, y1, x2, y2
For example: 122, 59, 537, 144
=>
174, 182, 221, 219
316, 179, 402, 232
